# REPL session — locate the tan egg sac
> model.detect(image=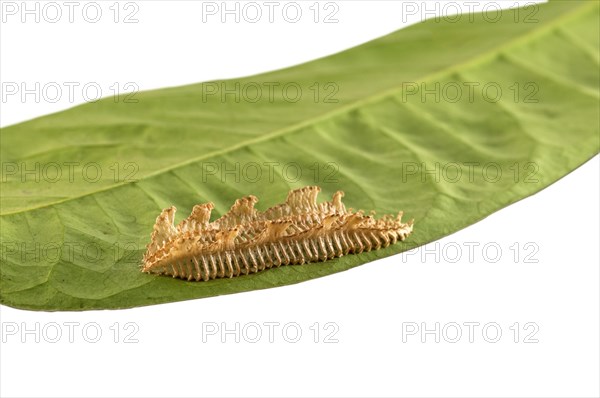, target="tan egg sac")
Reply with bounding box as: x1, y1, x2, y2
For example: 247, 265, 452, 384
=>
141, 186, 414, 281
